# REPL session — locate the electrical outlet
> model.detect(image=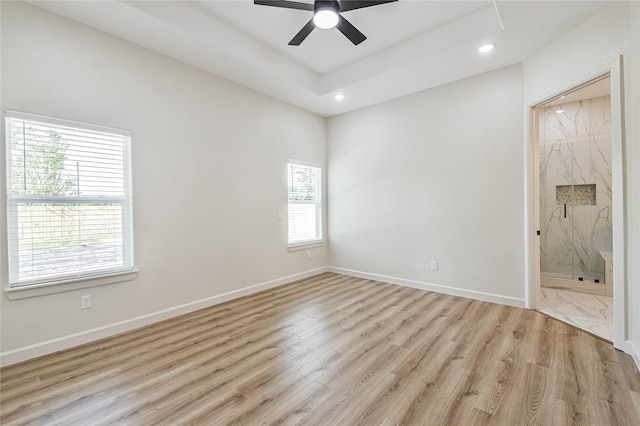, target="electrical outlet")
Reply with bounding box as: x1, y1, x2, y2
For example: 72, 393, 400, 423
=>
431, 261, 438, 271
81, 295, 92, 310
307, 251, 312, 260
